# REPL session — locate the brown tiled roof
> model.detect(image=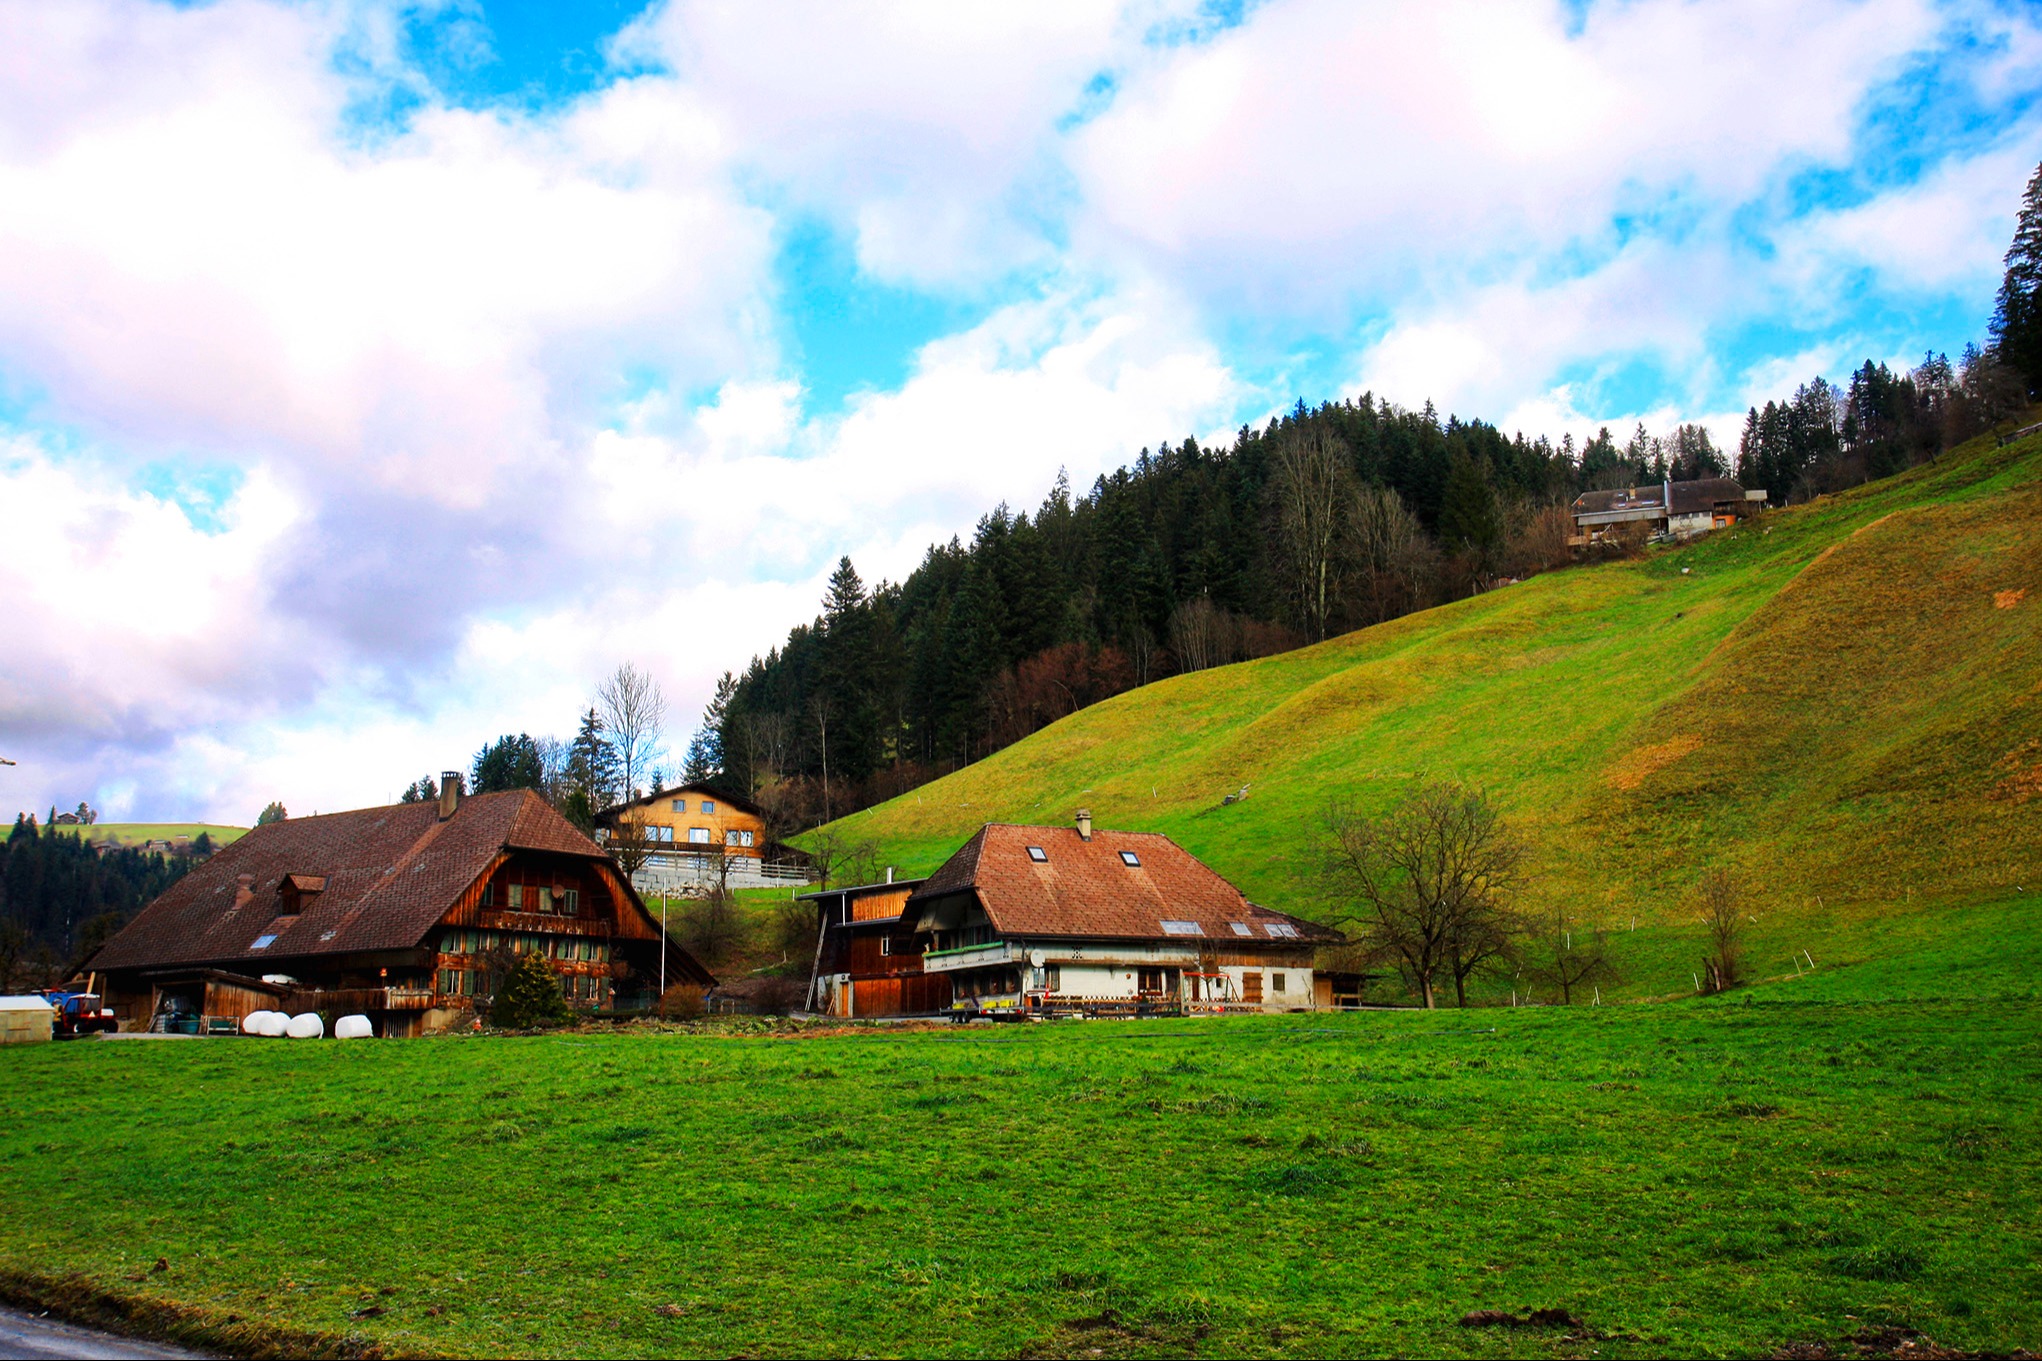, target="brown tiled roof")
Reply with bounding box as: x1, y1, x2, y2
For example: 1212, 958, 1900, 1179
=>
89, 791, 624, 972
907, 824, 1336, 944
1572, 478, 1749, 516
595, 781, 765, 824
1668, 477, 1749, 515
